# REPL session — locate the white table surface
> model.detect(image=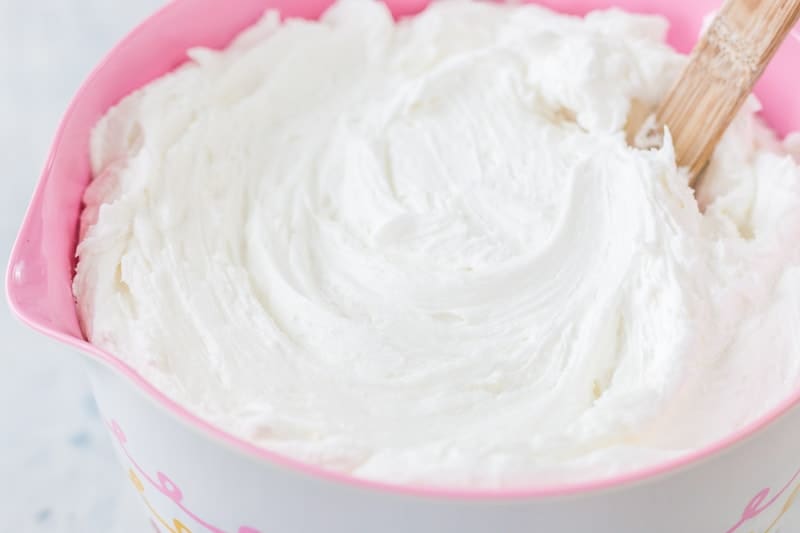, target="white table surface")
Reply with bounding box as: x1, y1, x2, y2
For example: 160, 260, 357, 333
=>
1, 2, 163, 531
